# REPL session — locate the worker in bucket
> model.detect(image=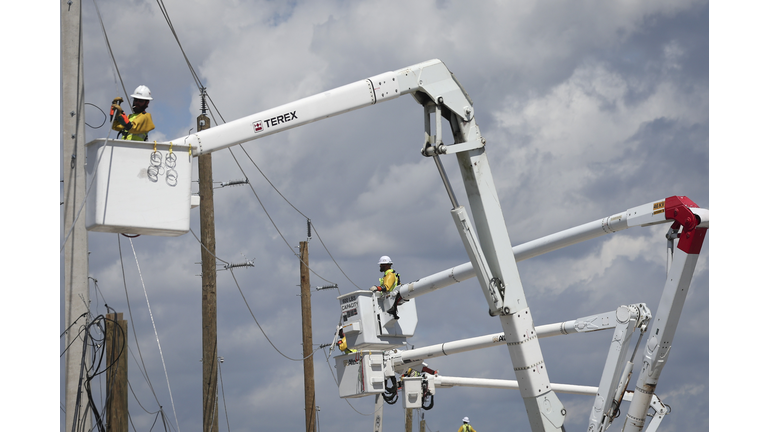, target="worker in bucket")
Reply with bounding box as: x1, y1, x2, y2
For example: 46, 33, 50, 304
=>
335, 328, 357, 354
459, 417, 477, 432
111, 85, 155, 141
370, 255, 400, 293
369, 255, 406, 319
